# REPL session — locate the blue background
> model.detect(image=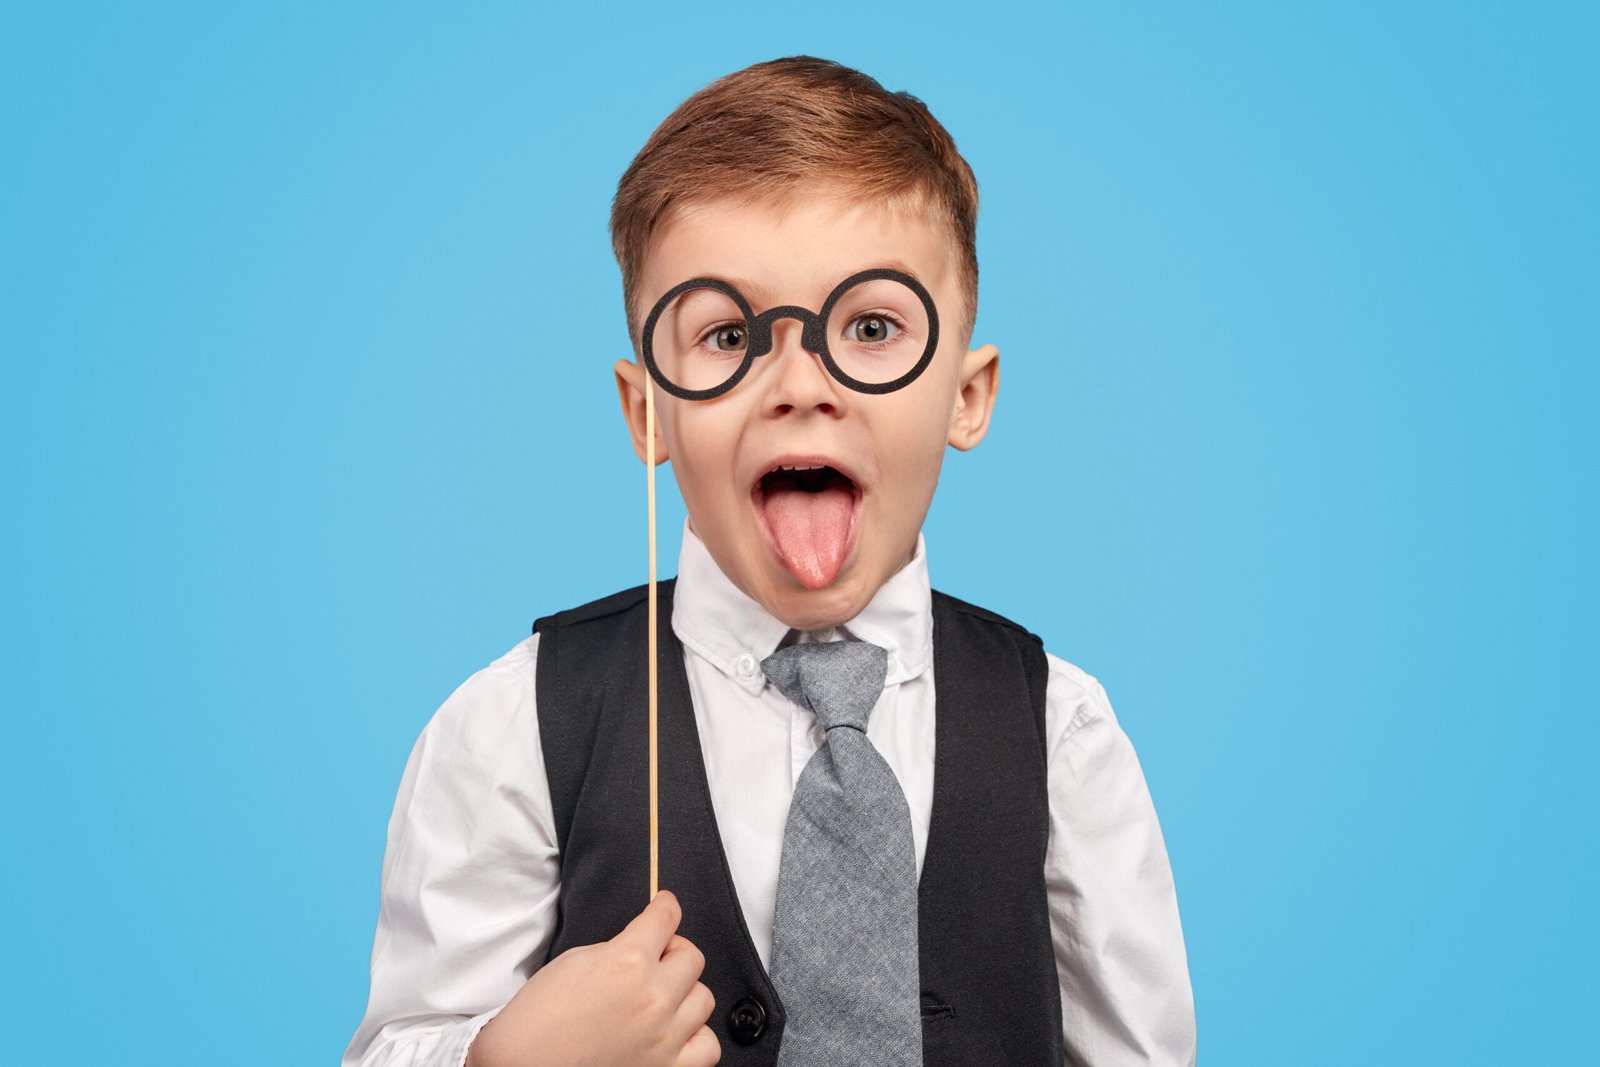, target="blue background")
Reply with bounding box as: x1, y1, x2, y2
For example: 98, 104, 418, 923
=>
4, 3, 1595, 1063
